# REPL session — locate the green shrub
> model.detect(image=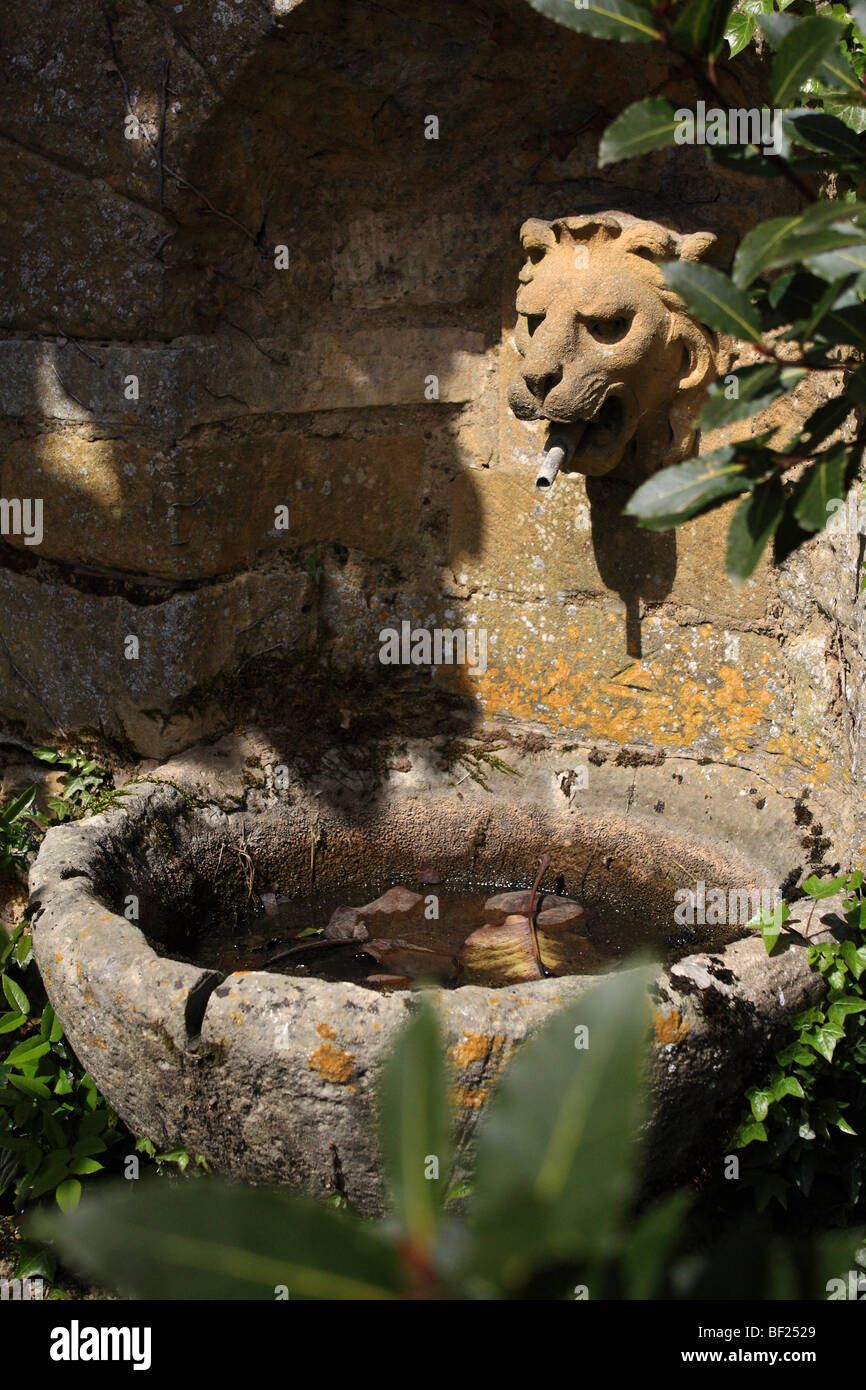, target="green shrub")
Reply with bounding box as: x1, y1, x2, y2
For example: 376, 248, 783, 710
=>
736, 870, 866, 1221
